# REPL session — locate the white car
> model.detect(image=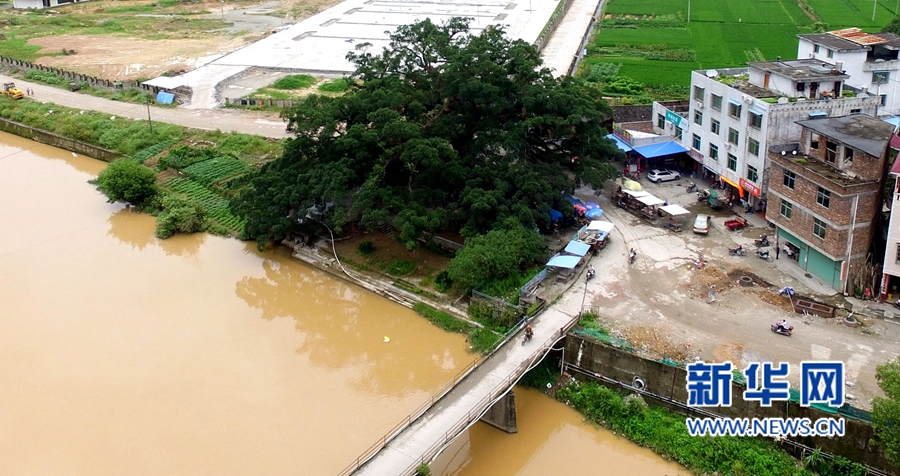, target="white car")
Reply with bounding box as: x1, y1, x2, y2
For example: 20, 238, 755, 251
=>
647, 169, 682, 183
693, 214, 710, 235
